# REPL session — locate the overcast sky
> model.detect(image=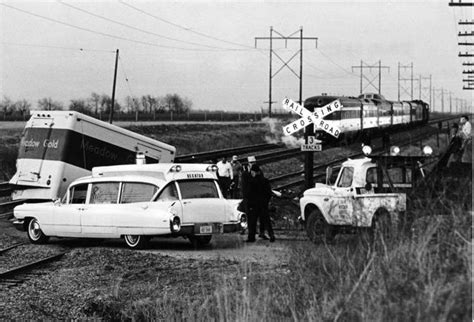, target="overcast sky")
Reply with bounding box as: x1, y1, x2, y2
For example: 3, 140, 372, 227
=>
1, 0, 472, 112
